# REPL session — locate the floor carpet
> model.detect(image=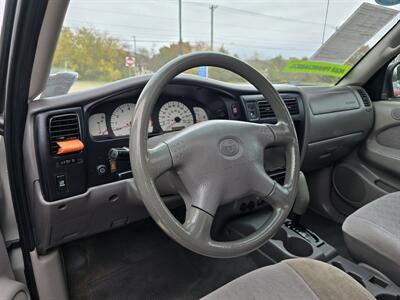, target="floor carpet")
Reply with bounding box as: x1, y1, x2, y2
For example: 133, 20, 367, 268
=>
63, 219, 260, 300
